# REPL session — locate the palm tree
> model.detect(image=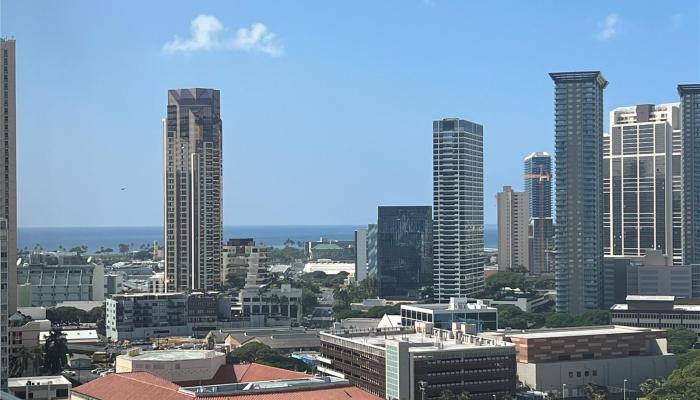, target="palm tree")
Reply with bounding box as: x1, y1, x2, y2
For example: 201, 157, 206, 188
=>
43, 328, 72, 374
9, 346, 32, 377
